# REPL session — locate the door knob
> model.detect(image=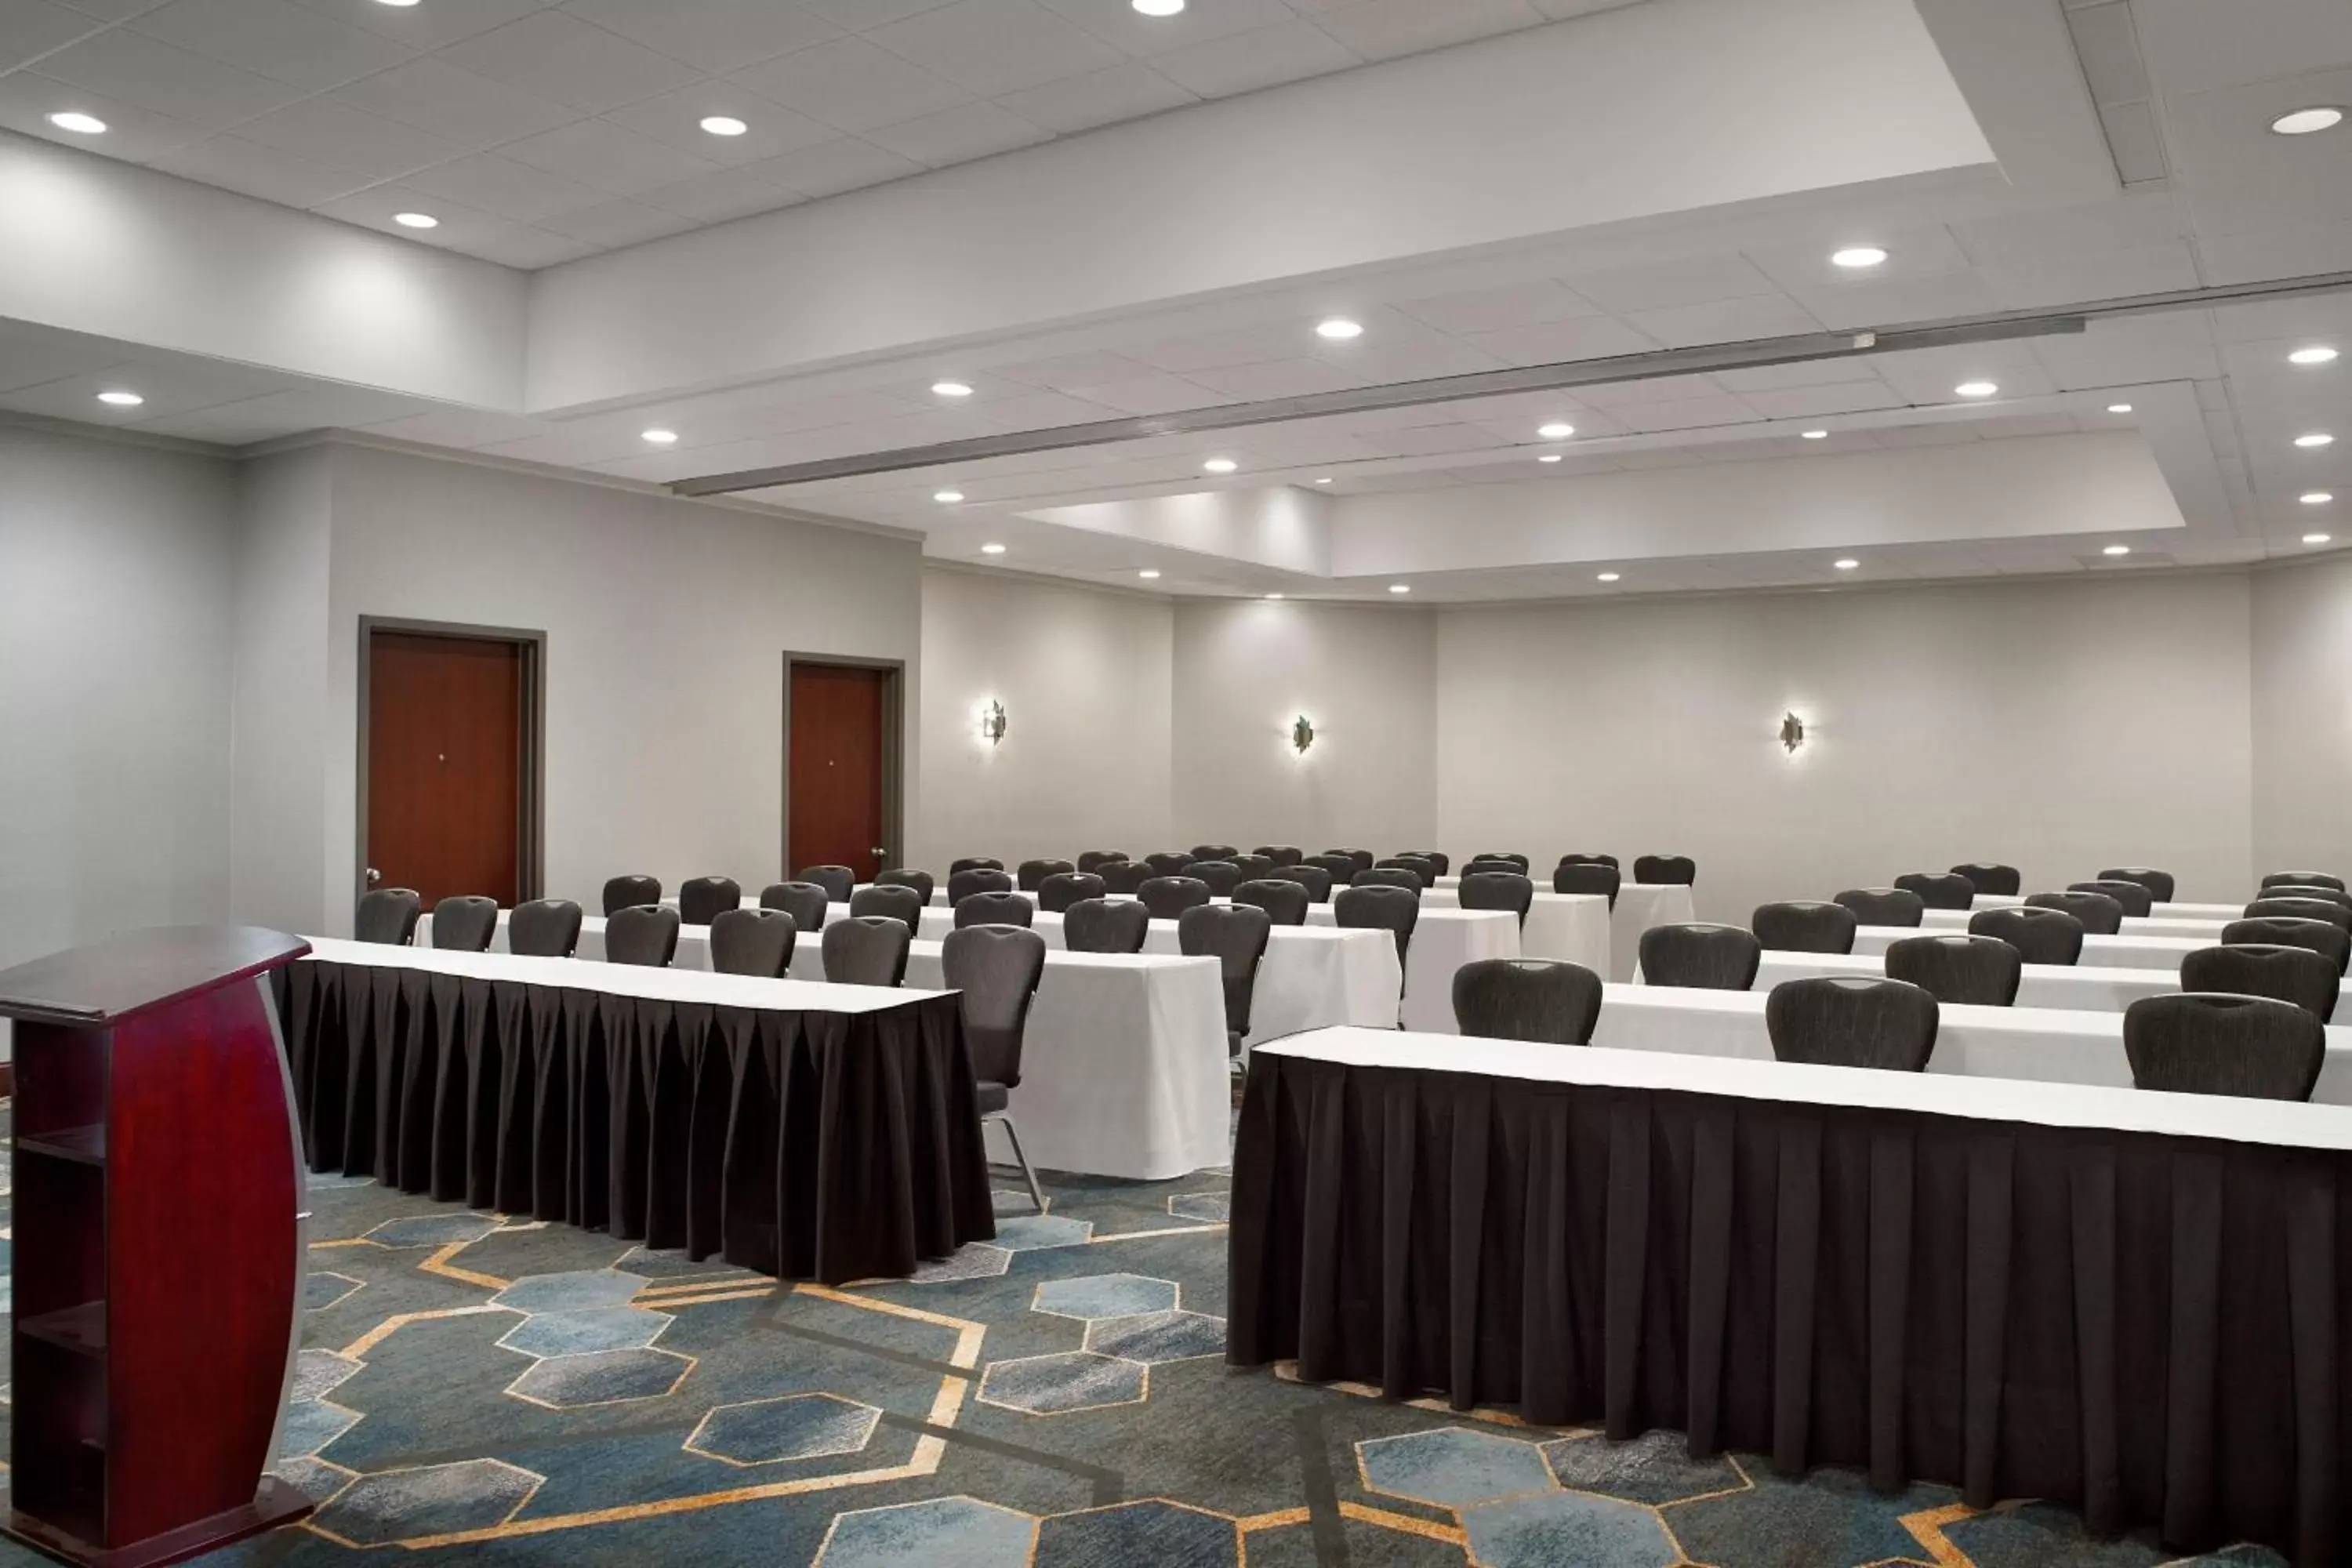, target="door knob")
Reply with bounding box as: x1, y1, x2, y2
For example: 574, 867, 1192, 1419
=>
365, 866, 383, 886
870, 847, 889, 860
